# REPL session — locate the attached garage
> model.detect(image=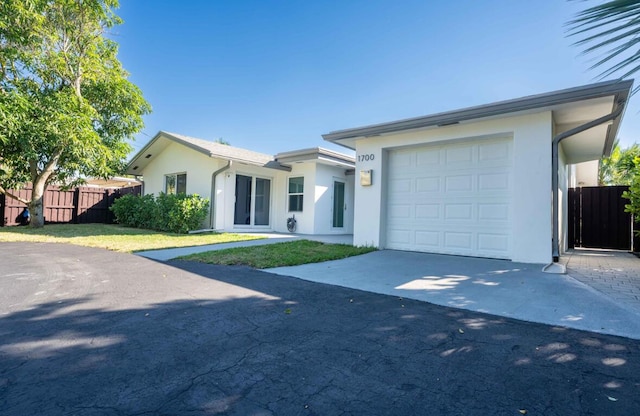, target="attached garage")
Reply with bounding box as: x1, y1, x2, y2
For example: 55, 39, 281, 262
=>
386, 137, 513, 259
323, 80, 633, 265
